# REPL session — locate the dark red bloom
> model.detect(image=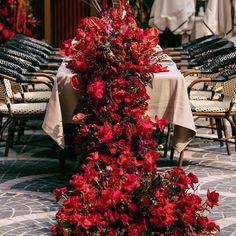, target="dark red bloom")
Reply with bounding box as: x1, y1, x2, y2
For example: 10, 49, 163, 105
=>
155, 115, 168, 132
122, 174, 140, 192
96, 124, 113, 142
206, 190, 220, 208
87, 81, 105, 99
53, 187, 67, 202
